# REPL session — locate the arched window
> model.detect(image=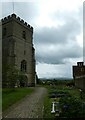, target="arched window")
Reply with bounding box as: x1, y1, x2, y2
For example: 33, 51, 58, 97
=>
21, 60, 27, 72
